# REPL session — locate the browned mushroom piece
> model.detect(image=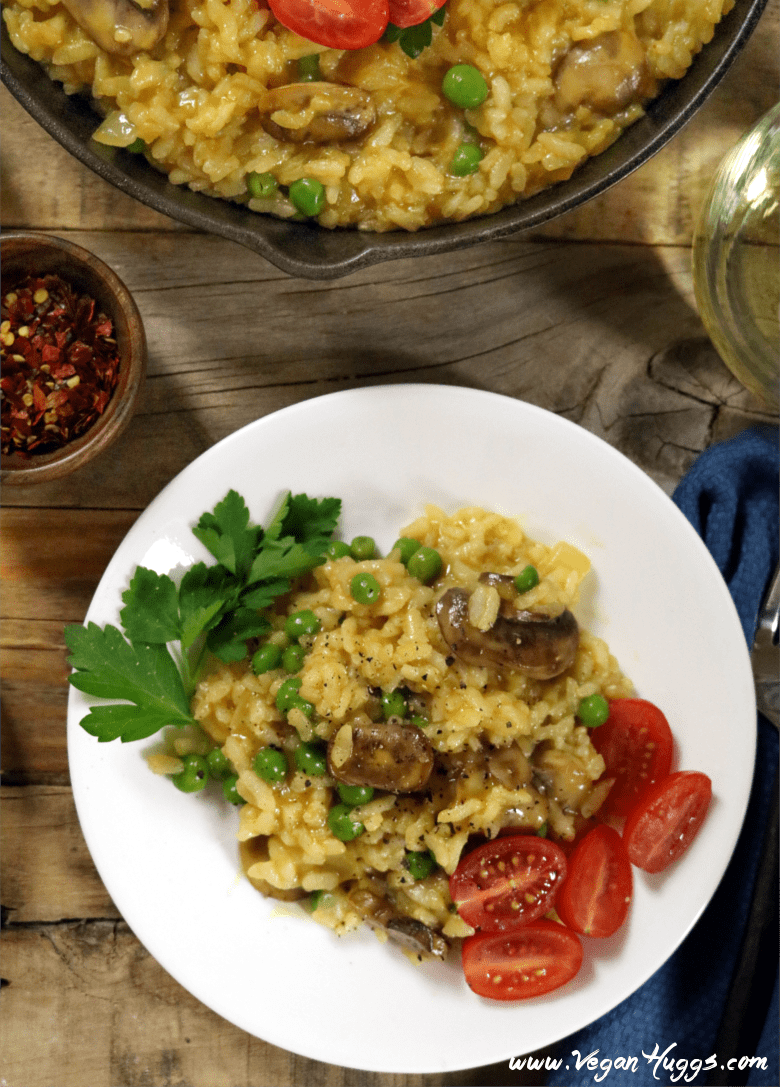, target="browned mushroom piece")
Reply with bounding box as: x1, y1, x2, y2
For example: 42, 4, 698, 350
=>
239, 837, 308, 902
553, 30, 657, 116
436, 586, 579, 678
259, 82, 377, 144
327, 716, 435, 793
532, 745, 595, 812
60, 0, 169, 55
349, 889, 449, 958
